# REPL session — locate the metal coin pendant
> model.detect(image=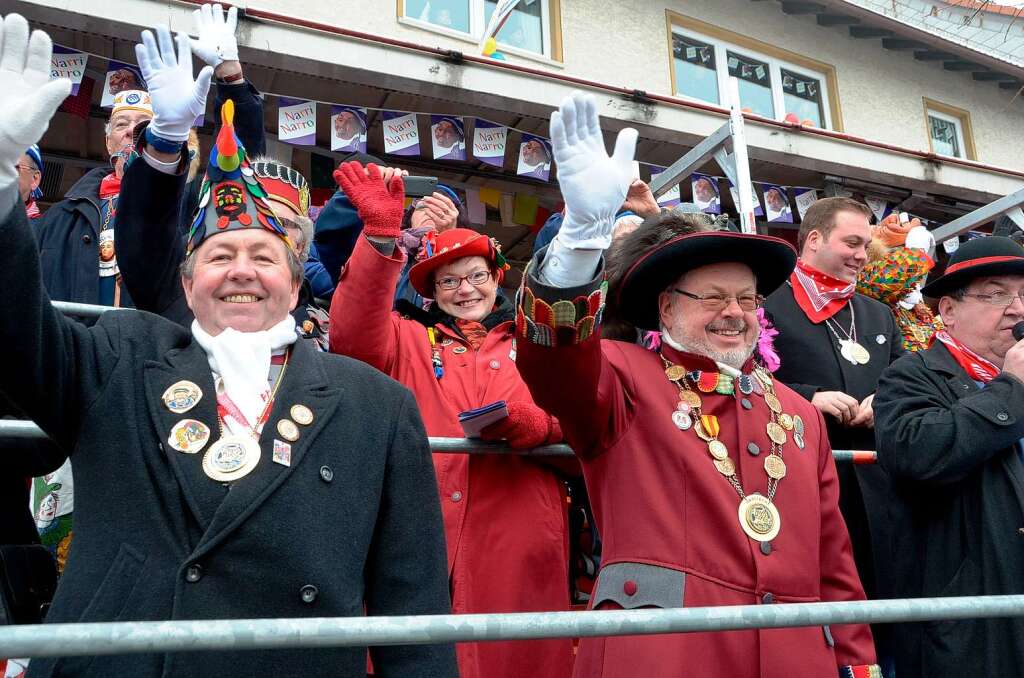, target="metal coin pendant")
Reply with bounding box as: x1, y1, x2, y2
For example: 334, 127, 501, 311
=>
672, 410, 693, 431
839, 340, 859, 365
766, 422, 787, 445
665, 365, 686, 382
738, 493, 781, 542
779, 413, 794, 431
850, 342, 871, 365
680, 391, 702, 409
764, 455, 787, 480
714, 456, 736, 476
764, 393, 782, 414
202, 435, 261, 482
707, 439, 729, 461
